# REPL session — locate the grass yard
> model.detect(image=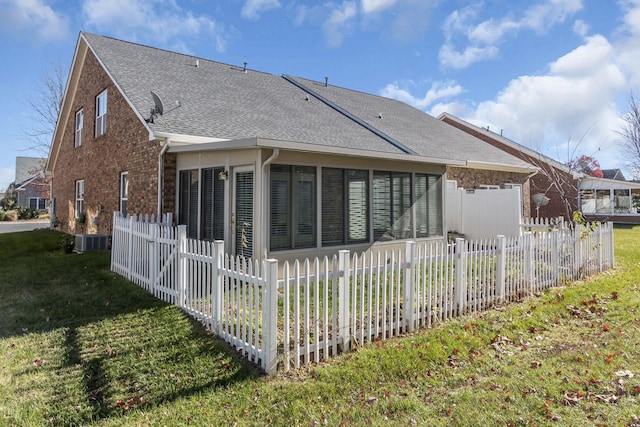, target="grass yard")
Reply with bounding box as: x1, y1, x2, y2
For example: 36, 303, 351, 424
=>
1, 226, 640, 426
